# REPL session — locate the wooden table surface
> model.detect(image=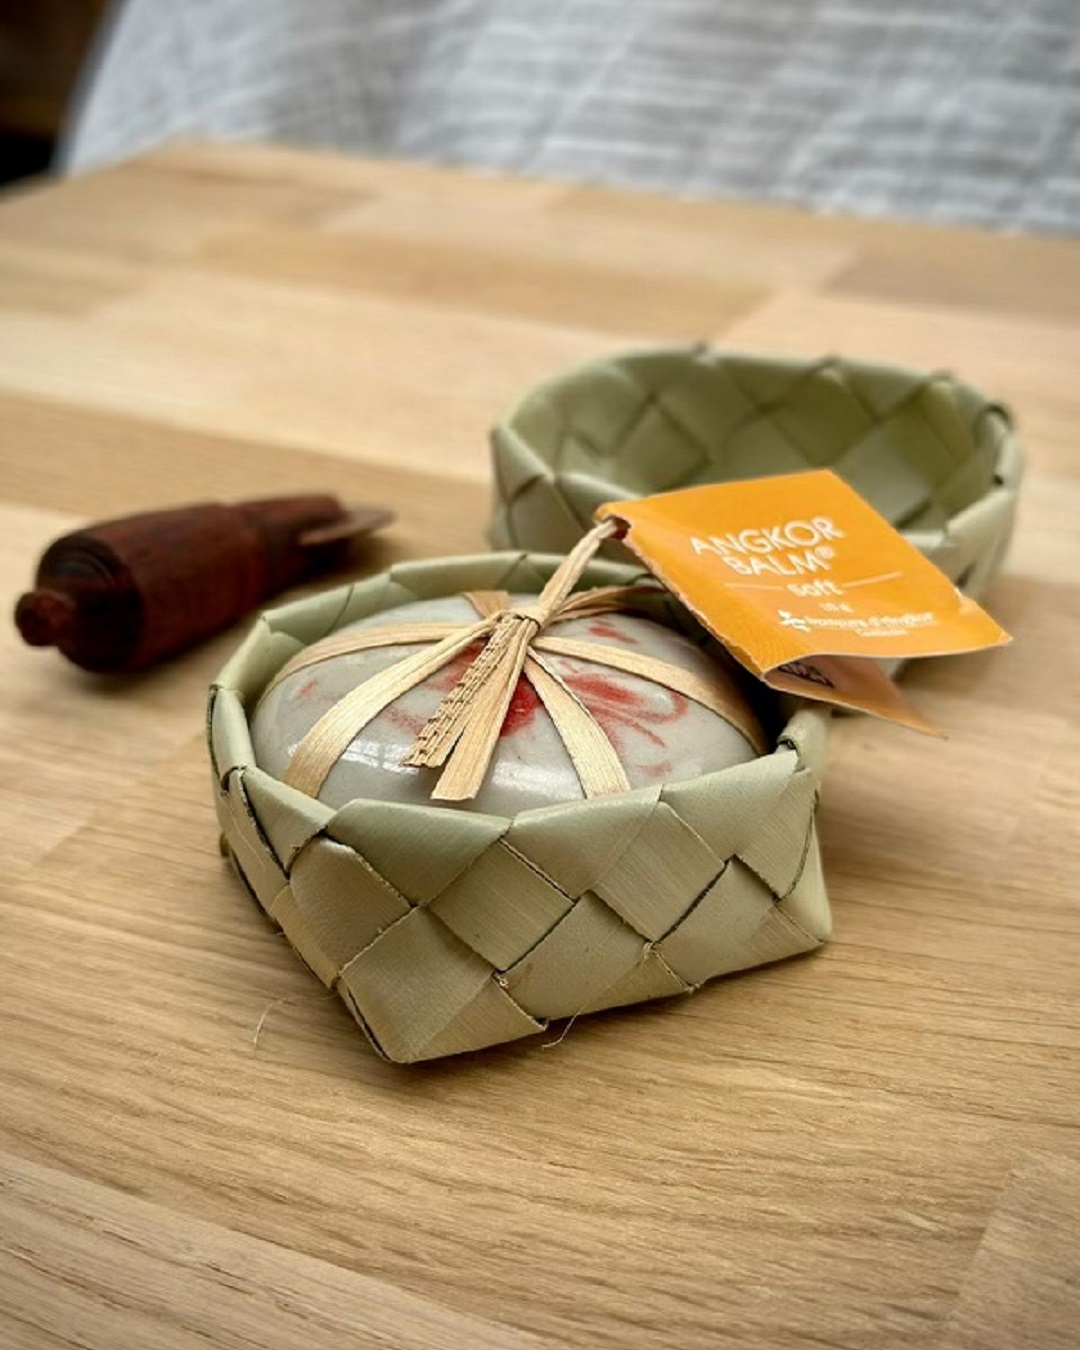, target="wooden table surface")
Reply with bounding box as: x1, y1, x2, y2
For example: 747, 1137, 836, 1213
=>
1, 142, 1077, 1350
